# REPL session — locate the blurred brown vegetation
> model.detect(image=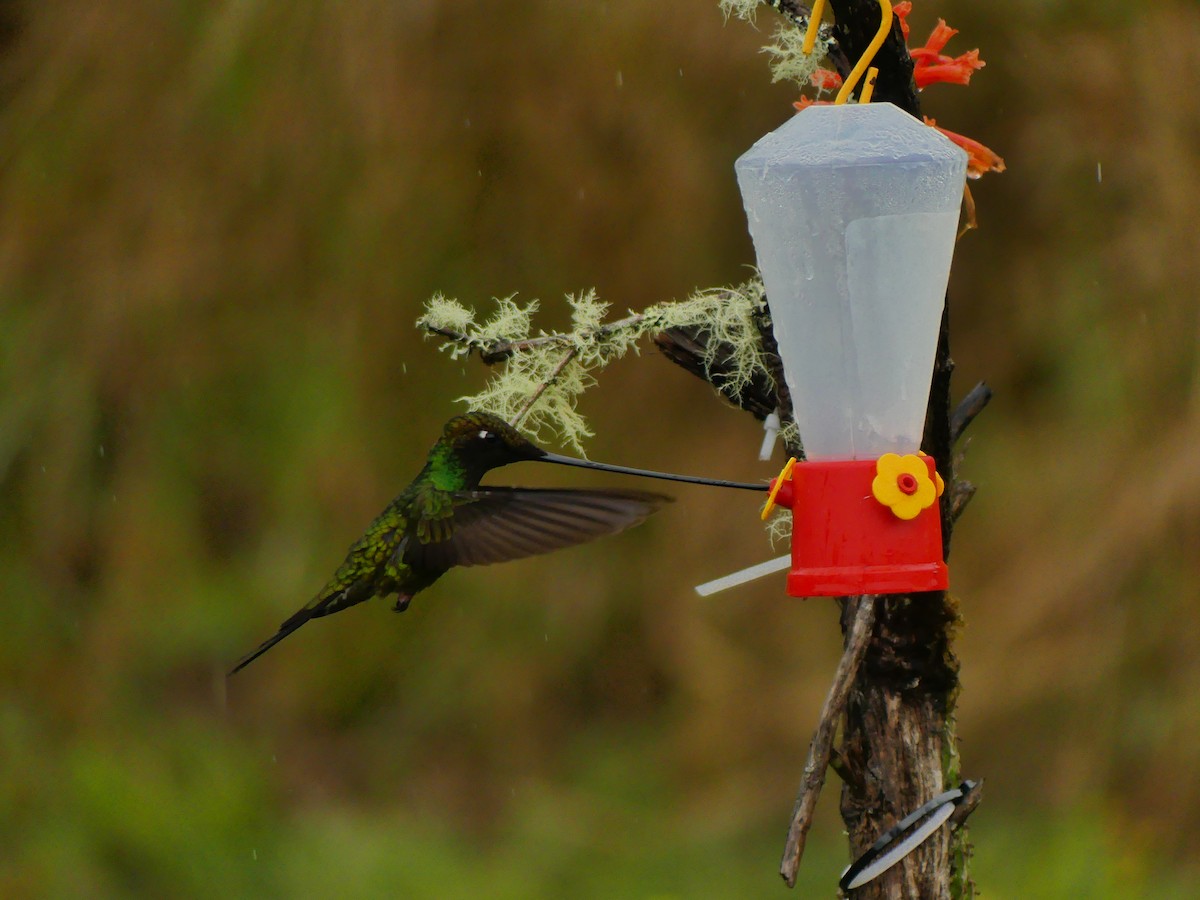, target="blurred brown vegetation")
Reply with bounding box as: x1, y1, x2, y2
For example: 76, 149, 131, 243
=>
2, 0, 1198, 896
